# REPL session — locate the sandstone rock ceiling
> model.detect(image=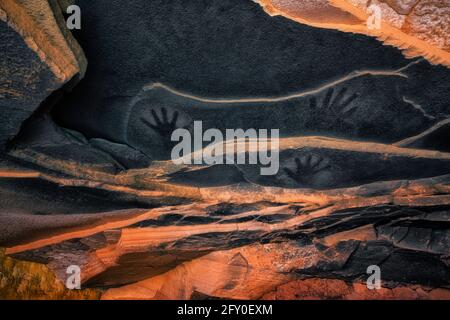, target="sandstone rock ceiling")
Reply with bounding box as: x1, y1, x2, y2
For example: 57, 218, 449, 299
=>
0, 0, 449, 300
255, 0, 450, 67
